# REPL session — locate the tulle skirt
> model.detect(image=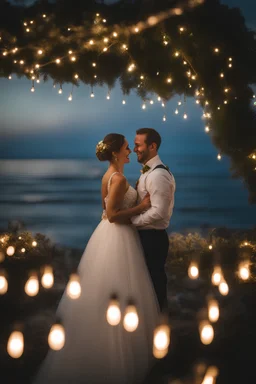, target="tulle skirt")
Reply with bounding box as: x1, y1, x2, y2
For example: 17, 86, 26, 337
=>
33, 219, 159, 384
